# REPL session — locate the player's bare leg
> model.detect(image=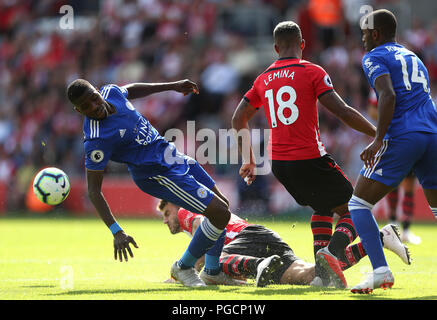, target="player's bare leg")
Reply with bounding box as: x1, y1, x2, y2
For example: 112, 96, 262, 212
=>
354, 175, 394, 204
211, 184, 230, 207
202, 195, 231, 230
280, 260, 315, 285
